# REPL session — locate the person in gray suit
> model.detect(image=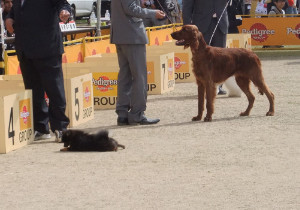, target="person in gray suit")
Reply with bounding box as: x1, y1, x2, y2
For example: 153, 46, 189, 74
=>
182, 0, 230, 95
110, 0, 165, 125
